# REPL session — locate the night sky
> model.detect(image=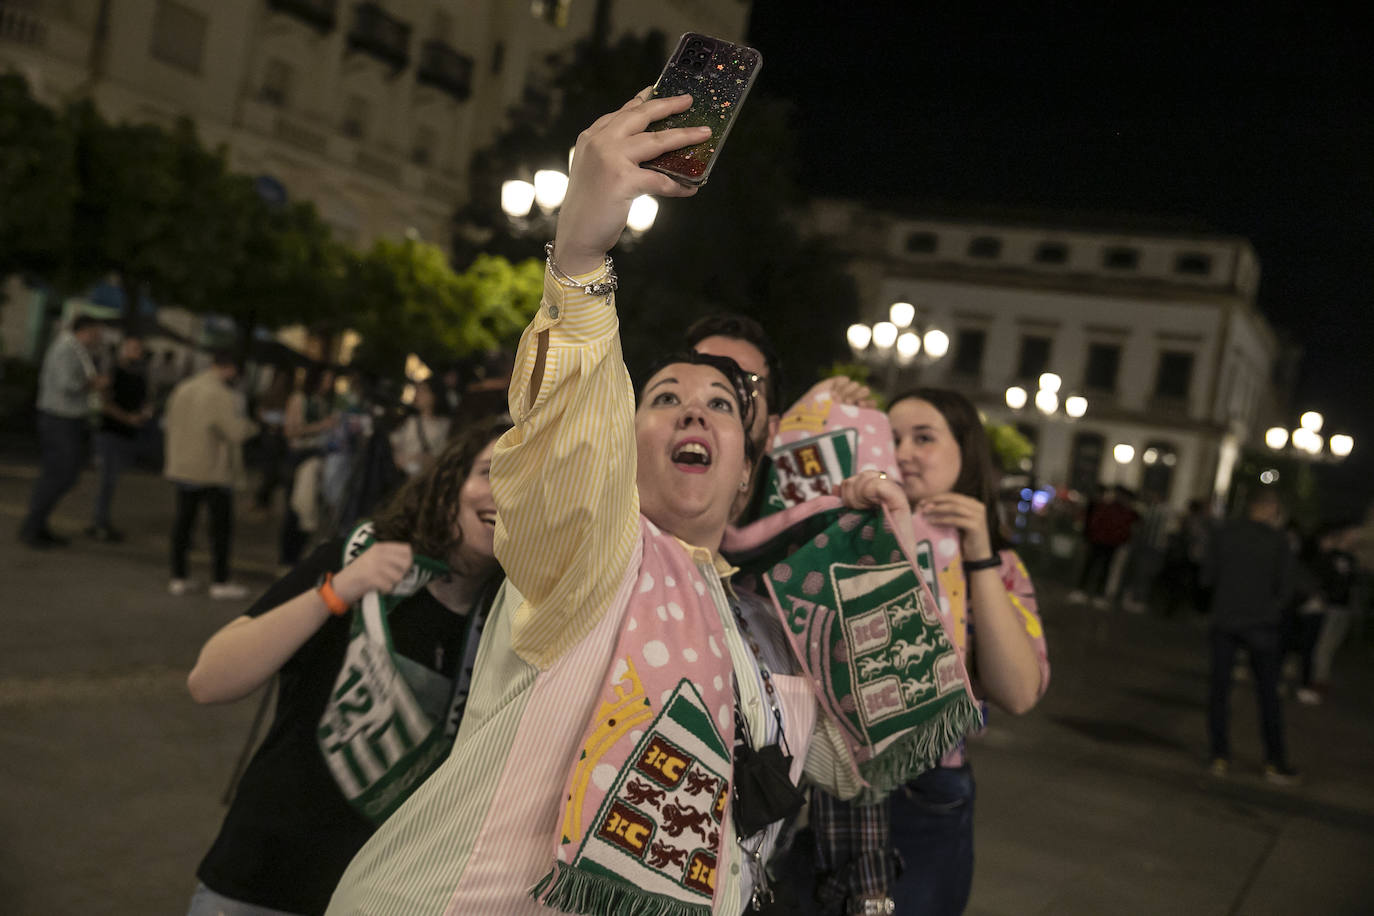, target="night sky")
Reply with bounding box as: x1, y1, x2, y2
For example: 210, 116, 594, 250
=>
746, 2, 1373, 512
